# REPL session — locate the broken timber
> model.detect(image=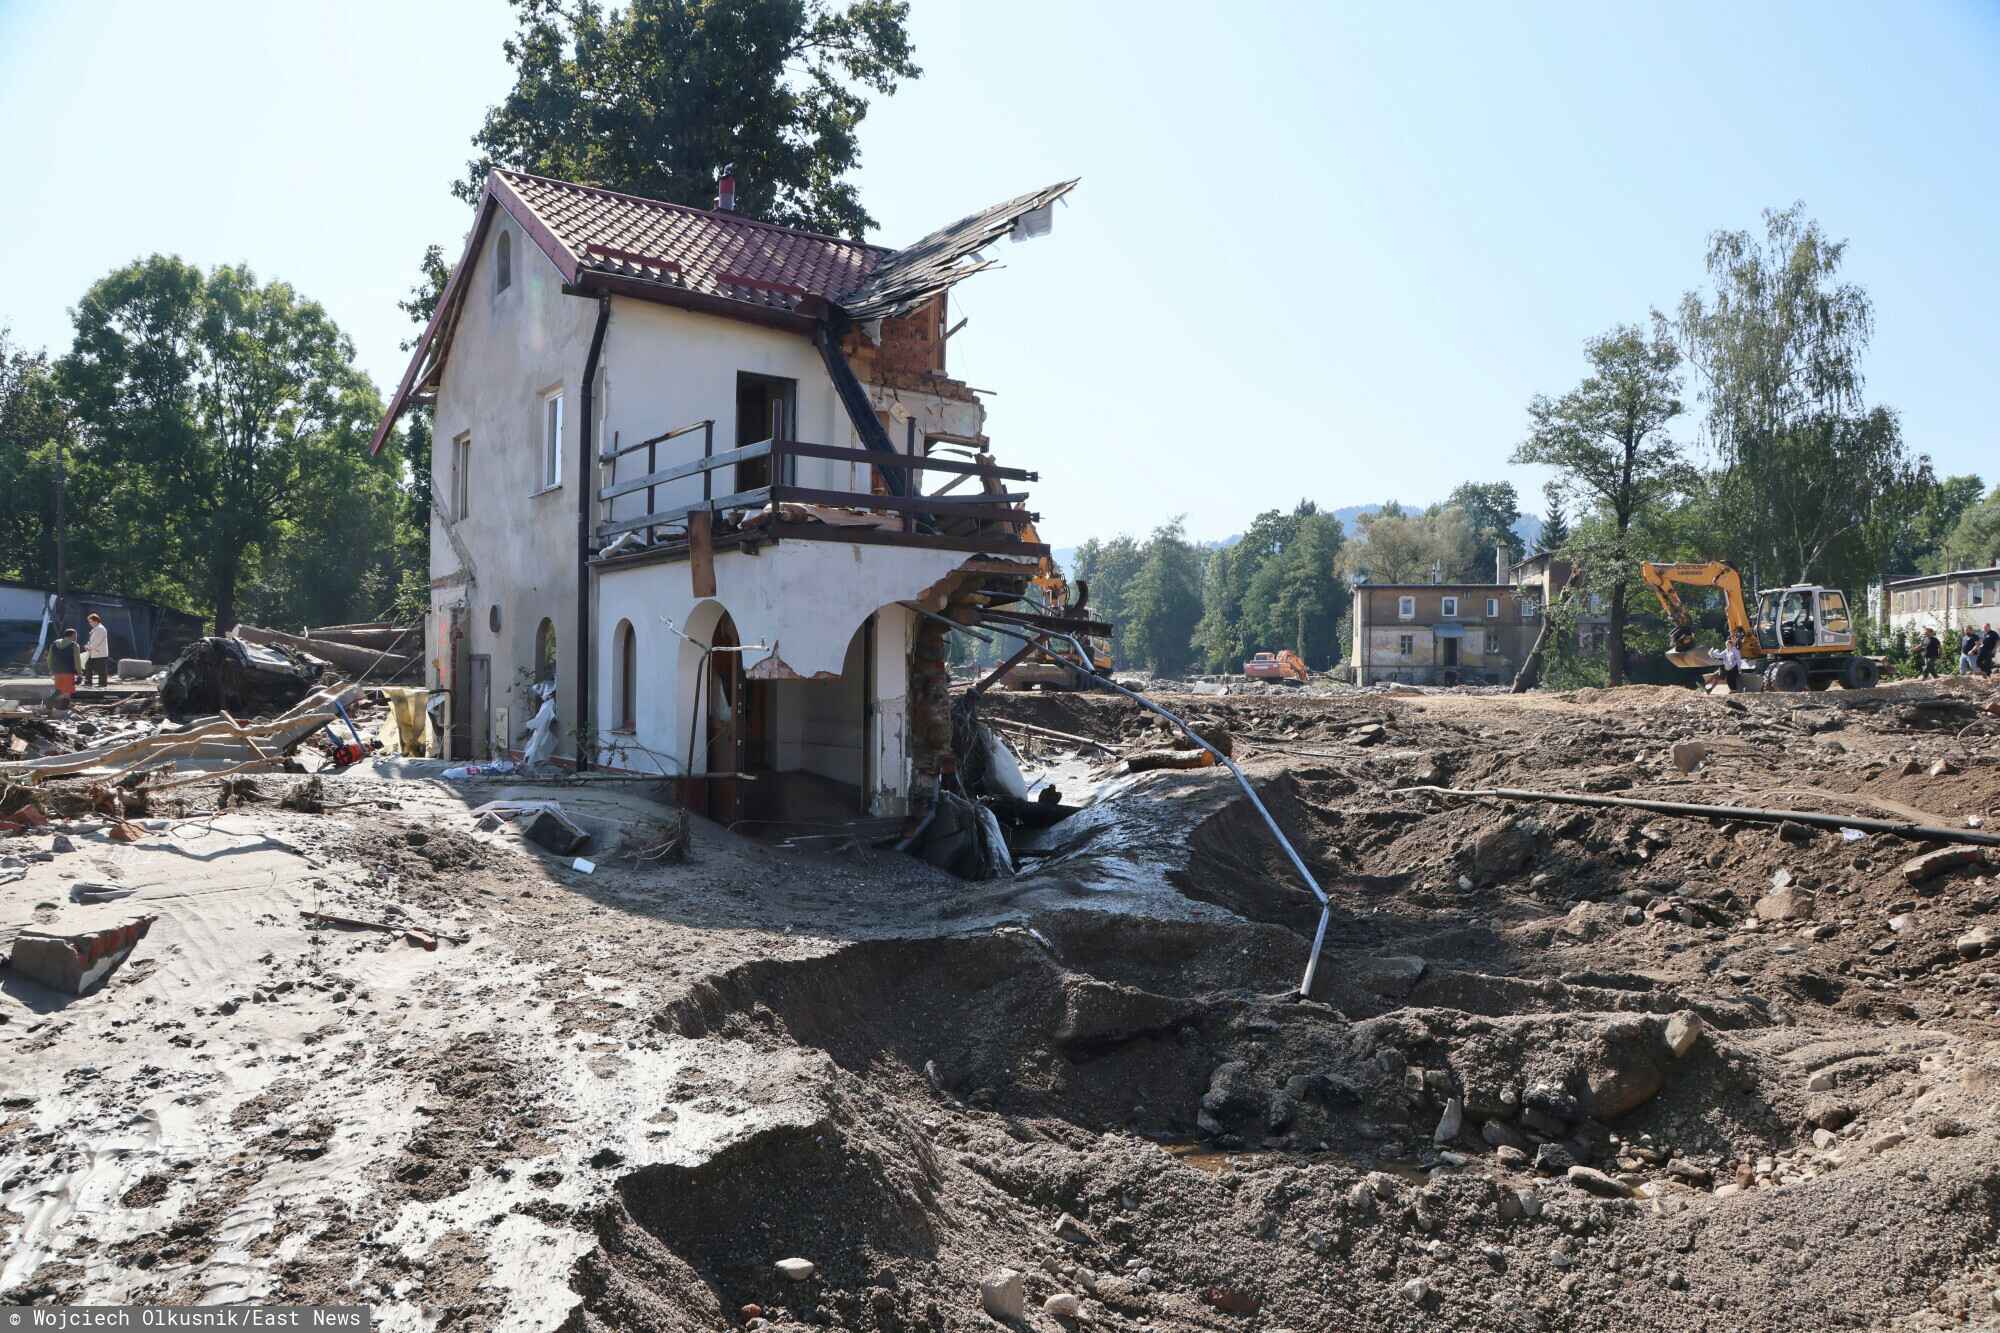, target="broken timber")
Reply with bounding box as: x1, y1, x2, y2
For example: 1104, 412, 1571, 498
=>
1396, 784, 2000, 848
